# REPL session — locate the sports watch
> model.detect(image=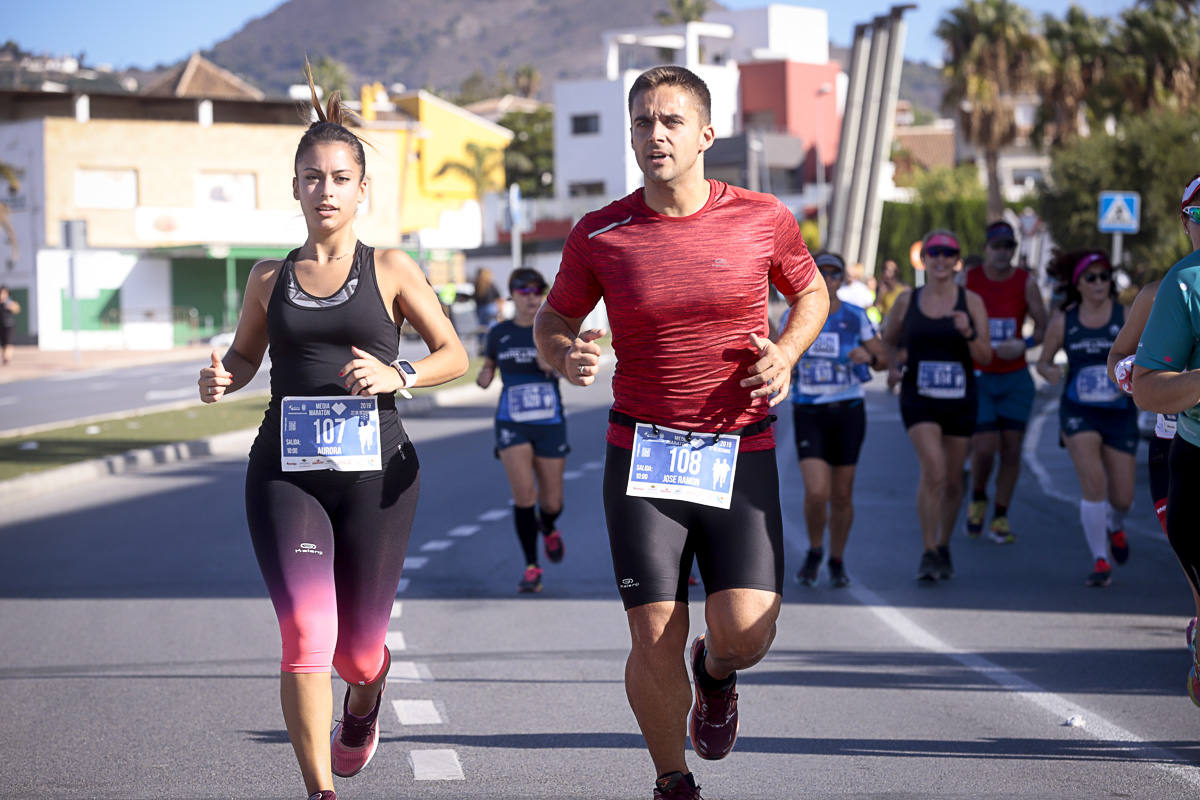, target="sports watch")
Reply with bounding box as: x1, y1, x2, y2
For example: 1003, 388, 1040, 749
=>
390, 359, 417, 399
